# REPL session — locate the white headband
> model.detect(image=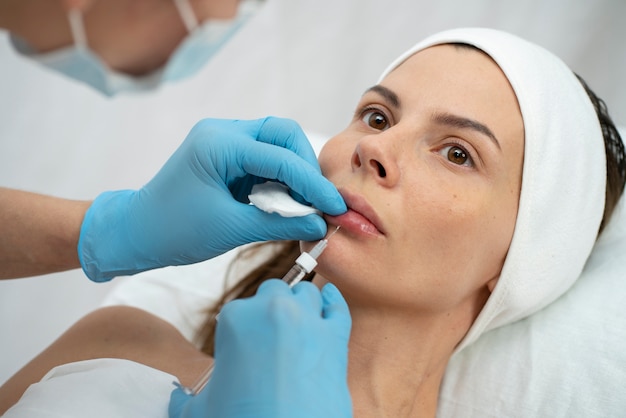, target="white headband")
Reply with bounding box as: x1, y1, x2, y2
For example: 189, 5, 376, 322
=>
378, 28, 606, 353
